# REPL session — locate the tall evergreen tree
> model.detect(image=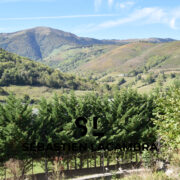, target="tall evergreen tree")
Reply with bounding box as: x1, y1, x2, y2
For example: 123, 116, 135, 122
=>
0, 95, 33, 161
